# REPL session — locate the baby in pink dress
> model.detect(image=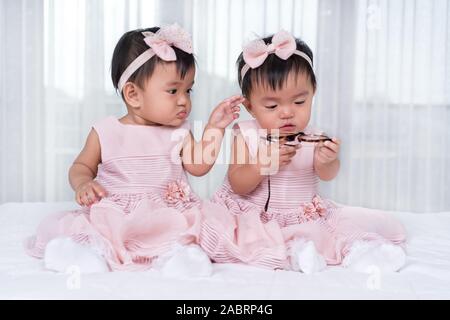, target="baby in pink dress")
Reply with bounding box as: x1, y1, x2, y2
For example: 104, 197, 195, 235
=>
25, 24, 243, 274
199, 30, 407, 274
